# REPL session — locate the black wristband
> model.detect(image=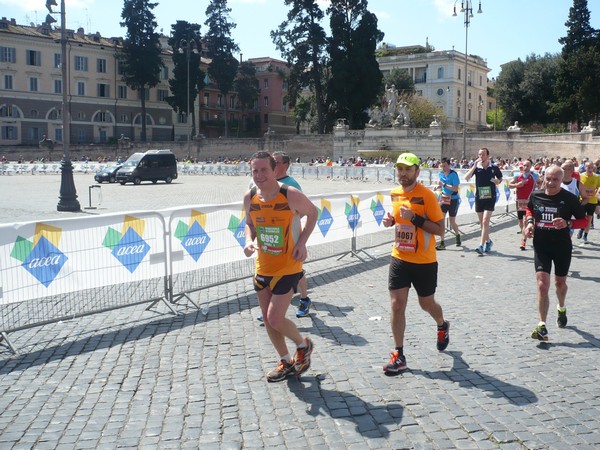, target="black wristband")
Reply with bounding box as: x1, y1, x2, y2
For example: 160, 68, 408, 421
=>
410, 214, 426, 228
390, 217, 396, 226
526, 218, 534, 225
